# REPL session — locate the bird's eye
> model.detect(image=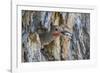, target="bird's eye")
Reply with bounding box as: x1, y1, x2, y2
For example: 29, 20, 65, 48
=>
66, 33, 68, 35
55, 28, 58, 31
65, 33, 68, 36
